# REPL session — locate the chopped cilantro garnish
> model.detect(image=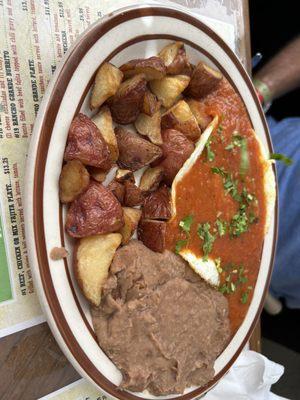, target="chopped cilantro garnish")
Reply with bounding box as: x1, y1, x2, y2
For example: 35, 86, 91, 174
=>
270, 153, 293, 165
225, 133, 244, 150
211, 166, 226, 177
219, 263, 249, 297
206, 138, 215, 162
217, 124, 223, 135
175, 239, 188, 254
241, 286, 253, 304
197, 222, 216, 260
179, 215, 194, 235
229, 207, 249, 237
240, 137, 249, 176
216, 219, 227, 236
